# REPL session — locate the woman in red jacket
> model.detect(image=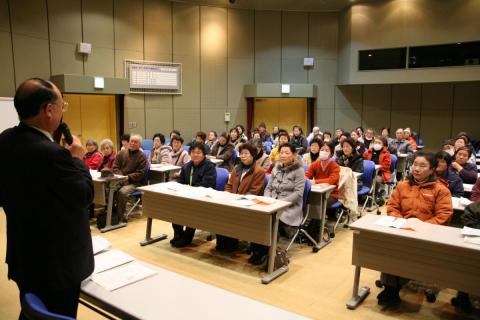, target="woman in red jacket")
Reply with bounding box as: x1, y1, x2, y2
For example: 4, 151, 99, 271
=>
83, 139, 103, 170
305, 141, 340, 242
98, 139, 117, 171
363, 136, 391, 184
